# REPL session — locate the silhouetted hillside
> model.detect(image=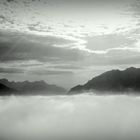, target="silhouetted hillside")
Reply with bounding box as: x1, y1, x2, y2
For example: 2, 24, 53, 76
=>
69, 67, 140, 94
0, 83, 16, 95
0, 79, 66, 95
